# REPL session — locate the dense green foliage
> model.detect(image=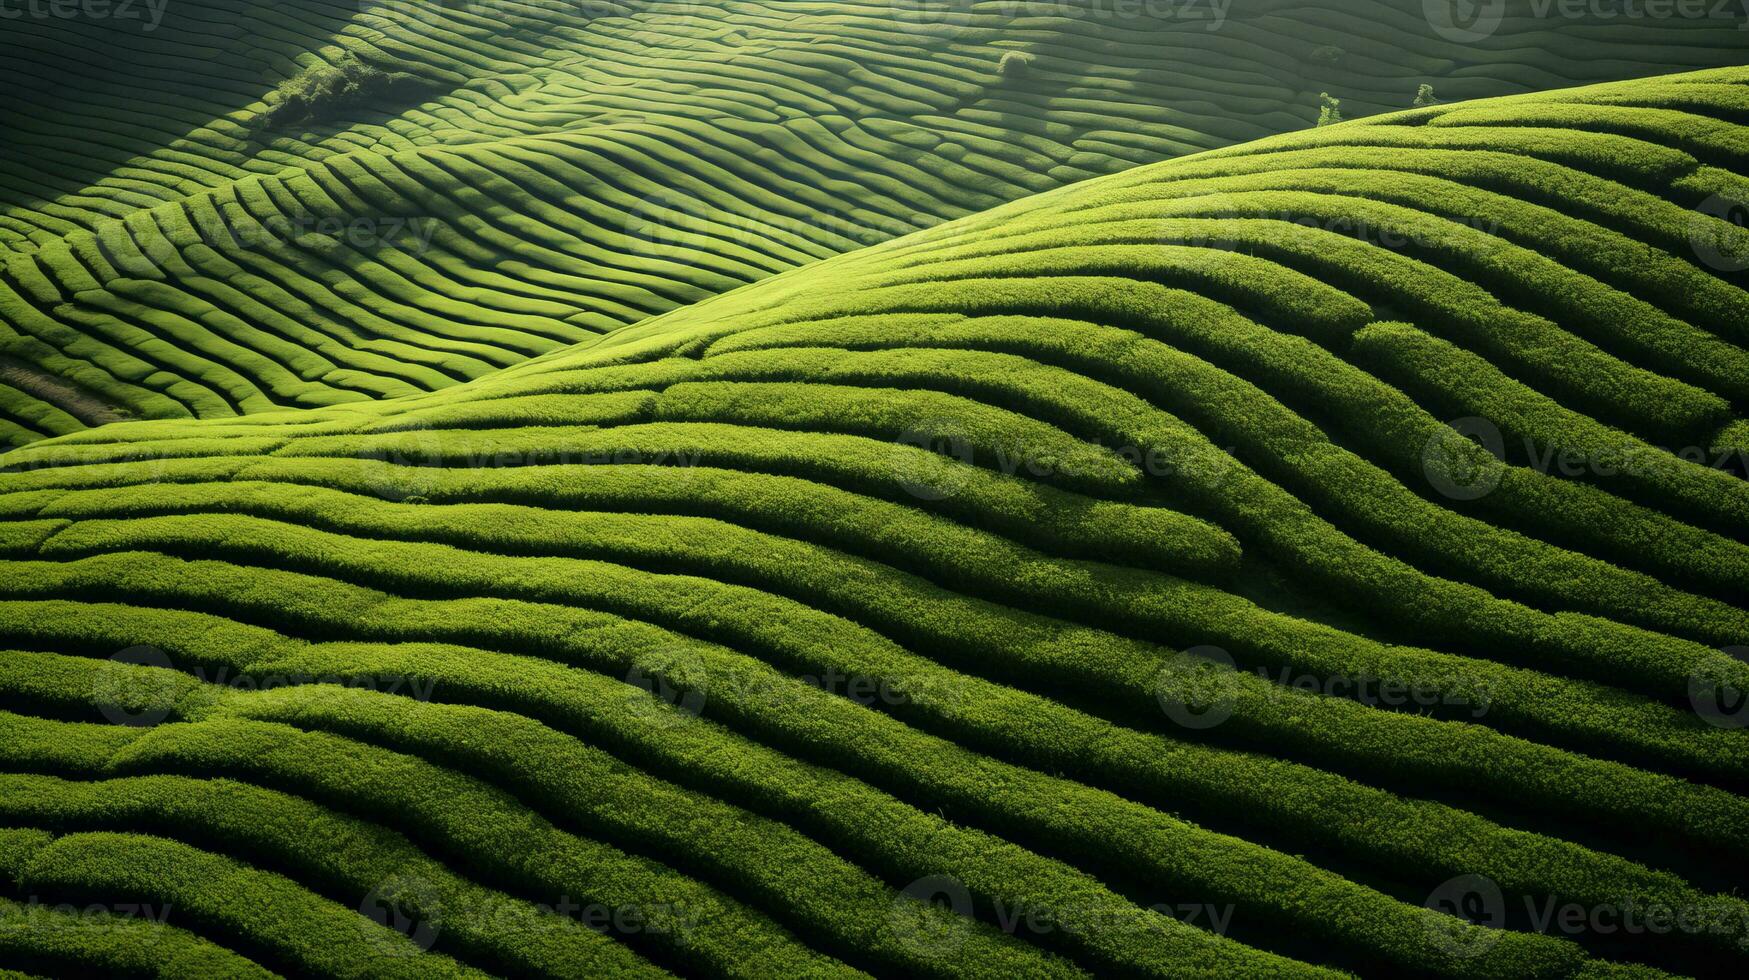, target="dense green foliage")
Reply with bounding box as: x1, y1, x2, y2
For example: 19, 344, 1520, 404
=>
0, 5, 1746, 977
